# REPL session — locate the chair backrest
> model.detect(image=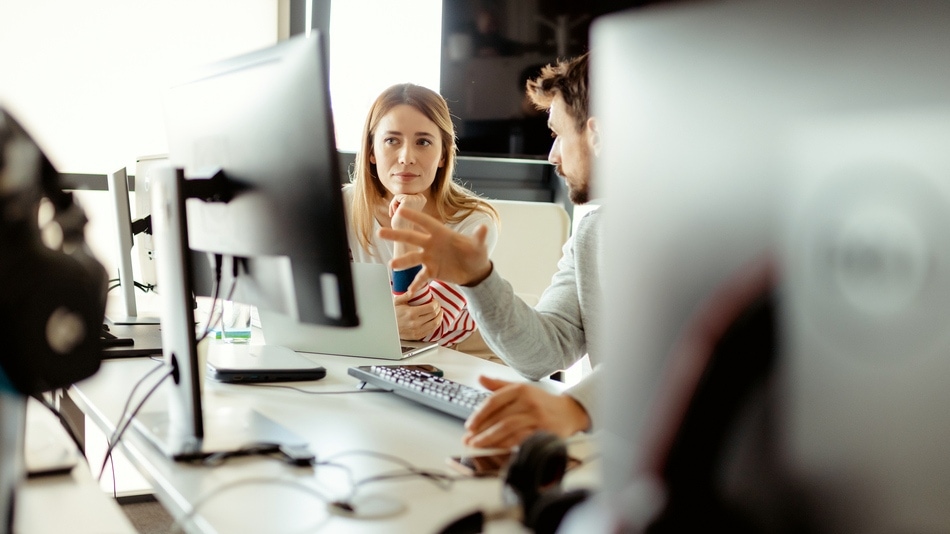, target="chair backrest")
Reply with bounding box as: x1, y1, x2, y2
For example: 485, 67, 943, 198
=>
488, 200, 571, 306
